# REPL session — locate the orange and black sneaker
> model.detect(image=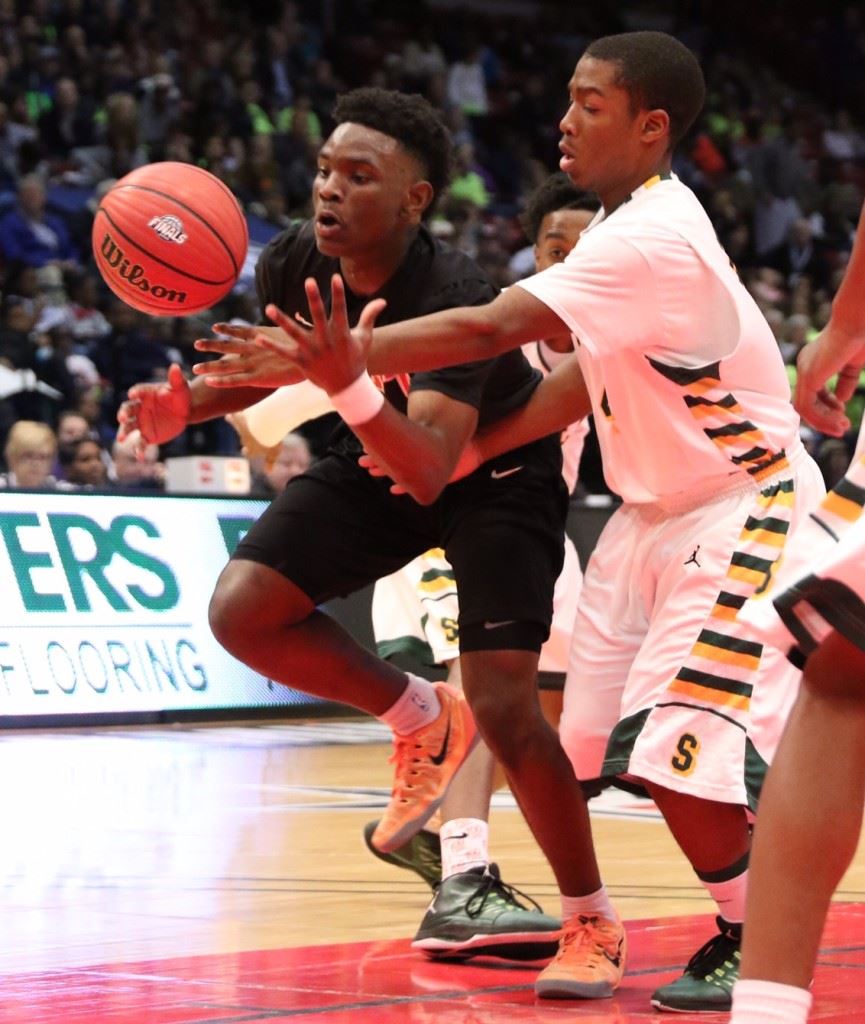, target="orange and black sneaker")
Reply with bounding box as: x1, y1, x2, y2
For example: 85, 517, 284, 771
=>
372, 682, 477, 853
535, 912, 627, 999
